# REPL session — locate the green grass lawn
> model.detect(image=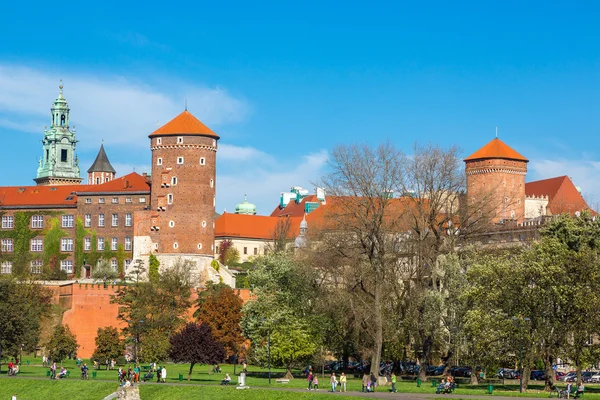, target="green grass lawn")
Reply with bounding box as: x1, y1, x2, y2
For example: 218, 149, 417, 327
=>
139, 385, 358, 399
0, 379, 116, 400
